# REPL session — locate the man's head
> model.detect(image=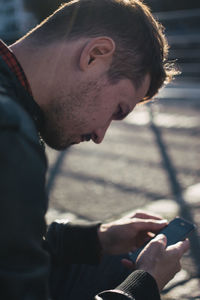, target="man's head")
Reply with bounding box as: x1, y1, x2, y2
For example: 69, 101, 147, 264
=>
13, 0, 176, 150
